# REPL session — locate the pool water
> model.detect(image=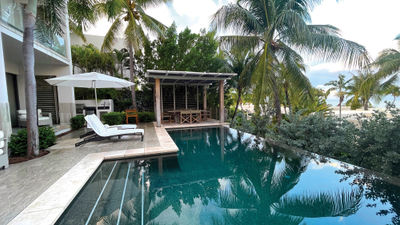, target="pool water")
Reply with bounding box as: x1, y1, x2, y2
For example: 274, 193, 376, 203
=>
56, 127, 400, 225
